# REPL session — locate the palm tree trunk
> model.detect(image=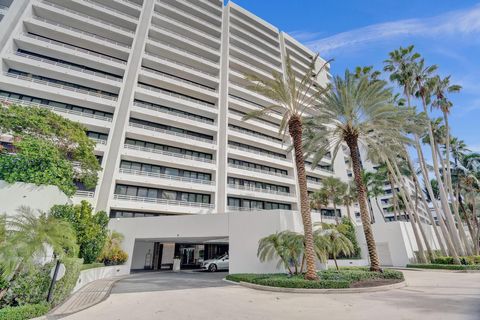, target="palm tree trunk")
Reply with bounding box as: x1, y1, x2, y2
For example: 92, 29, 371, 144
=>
288, 116, 318, 280
375, 197, 387, 223
333, 253, 339, 270
345, 204, 352, 221
384, 157, 427, 263
404, 148, 447, 256
420, 96, 466, 256
334, 202, 339, 225
414, 136, 459, 261
346, 135, 381, 271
